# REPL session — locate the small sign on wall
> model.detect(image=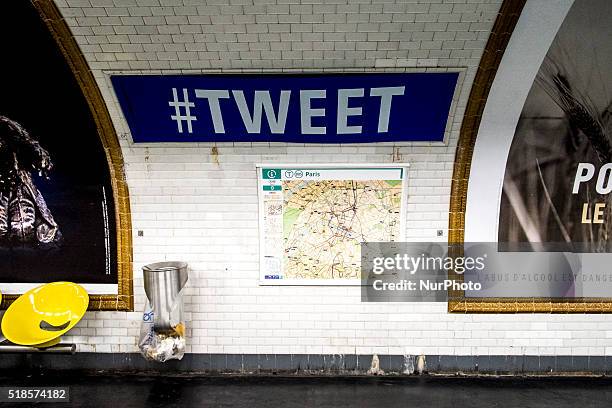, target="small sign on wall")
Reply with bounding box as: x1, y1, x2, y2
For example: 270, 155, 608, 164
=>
111, 72, 458, 144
